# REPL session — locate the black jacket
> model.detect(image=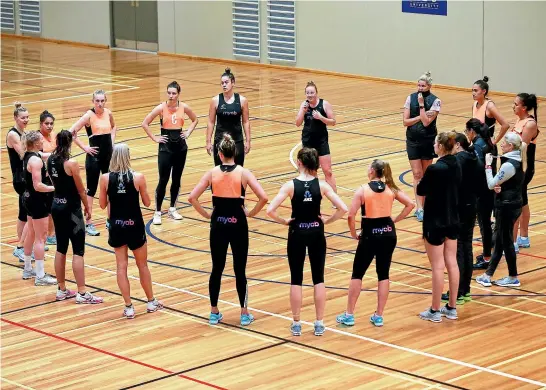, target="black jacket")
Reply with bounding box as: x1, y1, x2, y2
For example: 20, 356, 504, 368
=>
417, 154, 462, 231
